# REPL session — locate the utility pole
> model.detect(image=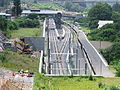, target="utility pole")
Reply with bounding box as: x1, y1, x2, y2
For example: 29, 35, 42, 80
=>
47, 19, 51, 74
